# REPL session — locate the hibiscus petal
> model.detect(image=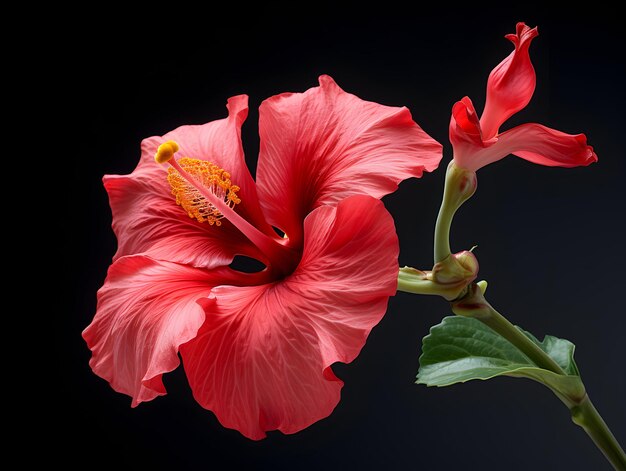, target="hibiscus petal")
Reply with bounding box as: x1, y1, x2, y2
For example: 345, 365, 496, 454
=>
256, 75, 441, 246
451, 98, 482, 143
105, 96, 268, 269
83, 256, 240, 406
480, 22, 539, 140
484, 123, 597, 169
449, 97, 492, 170
181, 195, 399, 439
